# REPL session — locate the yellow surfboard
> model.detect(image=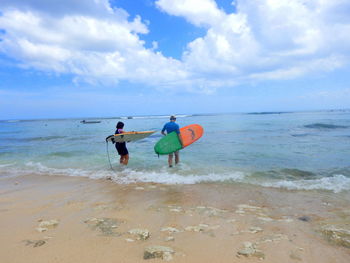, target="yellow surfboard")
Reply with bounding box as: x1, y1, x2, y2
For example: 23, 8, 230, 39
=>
106, 131, 156, 143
